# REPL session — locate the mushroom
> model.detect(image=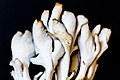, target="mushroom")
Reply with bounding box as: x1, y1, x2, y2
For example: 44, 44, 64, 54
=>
76, 16, 100, 80
9, 2, 112, 80
10, 30, 35, 80
62, 11, 76, 38
86, 27, 111, 80
41, 9, 65, 70
30, 20, 54, 80
51, 39, 65, 69
62, 11, 78, 55
48, 3, 63, 33
61, 11, 81, 79
52, 19, 73, 80
40, 3, 73, 80
41, 10, 49, 30
68, 15, 89, 79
